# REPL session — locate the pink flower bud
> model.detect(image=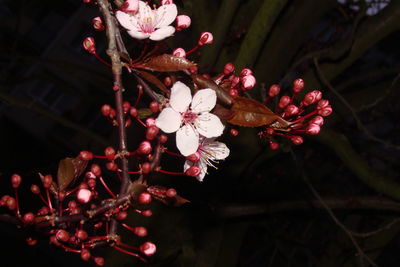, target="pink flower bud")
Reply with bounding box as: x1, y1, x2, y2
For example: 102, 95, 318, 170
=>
94, 257, 105, 266
134, 226, 148, 237
120, 0, 139, 13
137, 141, 152, 154
302, 91, 317, 106
116, 211, 128, 221
228, 88, 239, 98
278, 95, 291, 109
23, 212, 35, 224
101, 104, 111, 116
6, 197, 16, 210
186, 152, 200, 163
268, 84, 280, 97
92, 16, 104, 31
290, 136, 303, 145
269, 142, 279, 150
141, 162, 151, 174
31, 185, 40, 194
130, 106, 138, 117
104, 146, 116, 158
223, 62, 235, 75
241, 75, 256, 90
163, 76, 172, 87
230, 129, 239, 136
91, 164, 101, 176
56, 229, 70, 242
313, 90, 322, 102
122, 101, 131, 113
176, 15, 191, 30
81, 248, 91, 261
83, 37, 96, 54
266, 128, 275, 135
306, 123, 321, 135
141, 209, 153, 217
42, 175, 53, 189
26, 237, 37, 246
284, 104, 299, 117
185, 166, 201, 177
146, 118, 156, 127
309, 115, 324, 126
198, 32, 213, 46
146, 125, 159, 140
318, 105, 332, 117
138, 192, 152, 204
11, 174, 22, 188
82, 0, 91, 3
293, 78, 304, 93
159, 134, 168, 144
231, 76, 240, 88
161, 0, 173, 4
166, 188, 177, 198
149, 101, 160, 113
317, 99, 330, 109
140, 242, 157, 256
240, 68, 253, 77
77, 189, 92, 203
76, 230, 88, 241
79, 151, 93, 161
173, 47, 186, 58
